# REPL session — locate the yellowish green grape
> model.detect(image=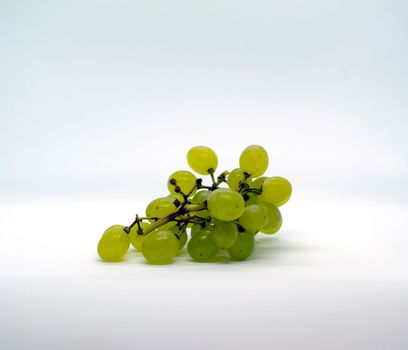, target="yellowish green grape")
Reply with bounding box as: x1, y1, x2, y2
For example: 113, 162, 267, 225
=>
259, 202, 282, 234
212, 220, 238, 249
169, 225, 188, 249
145, 197, 177, 229
129, 222, 151, 251
238, 204, 268, 233
191, 190, 211, 218
187, 229, 218, 262
244, 192, 259, 206
167, 170, 197, 196
227, 168, 252, 191
260, 176, 292, 207
167, 193, 184, 205
190, 223, 201, 236
190, 222, 213, 236
207, 189, 245, 221
227, 231, 255, 260
251, 176, 267, 190
97, 225, 130, 262
179, 230, 188, 248
187, 146, 218, 175
239, 145, 269, 177
142, 230, 180, 264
